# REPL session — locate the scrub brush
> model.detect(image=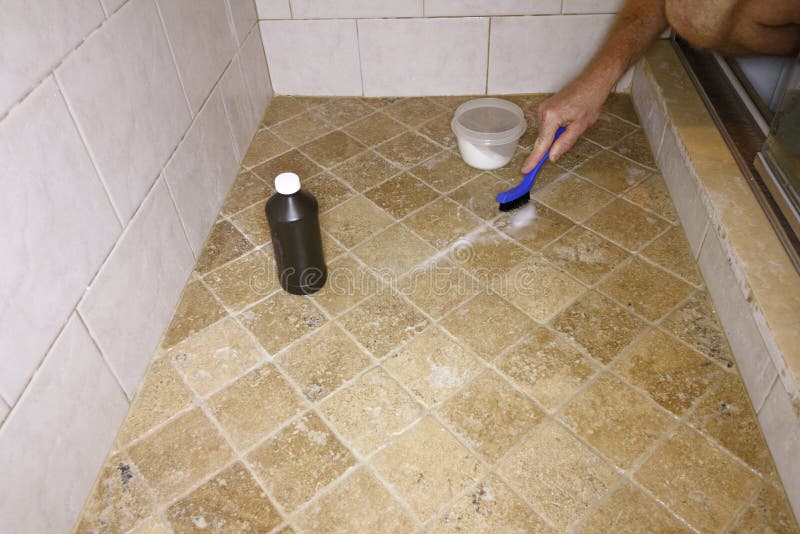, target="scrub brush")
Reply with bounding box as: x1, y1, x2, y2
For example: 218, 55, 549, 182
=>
496, 126, 566, 212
